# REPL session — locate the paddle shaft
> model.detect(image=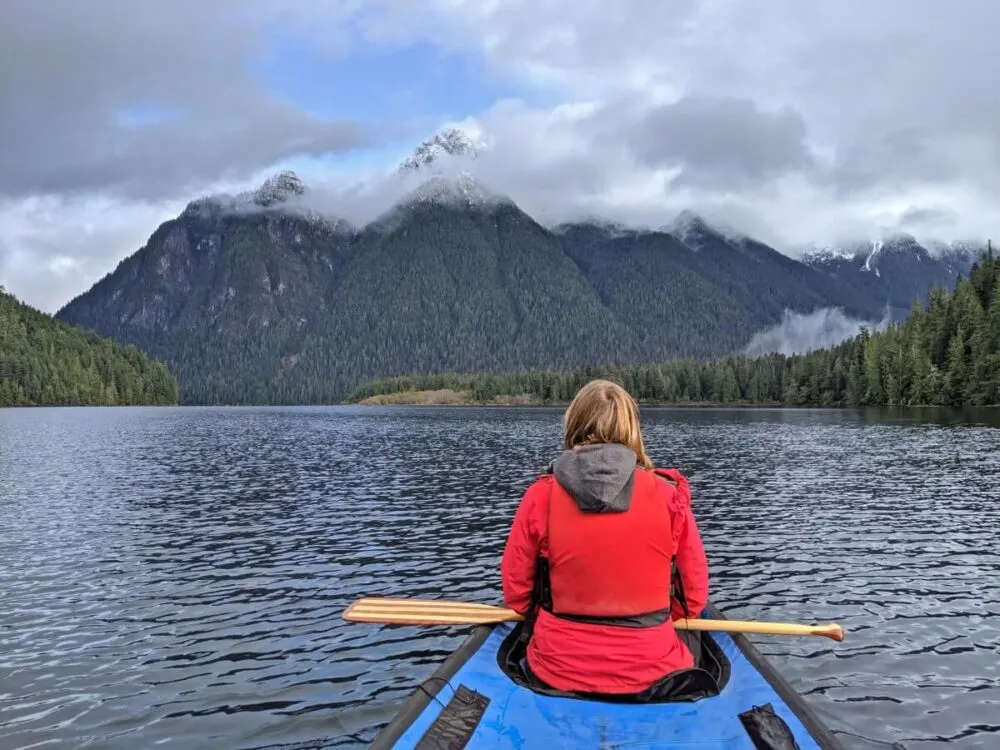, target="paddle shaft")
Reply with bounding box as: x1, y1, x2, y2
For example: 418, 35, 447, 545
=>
343, 597, 845, 641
